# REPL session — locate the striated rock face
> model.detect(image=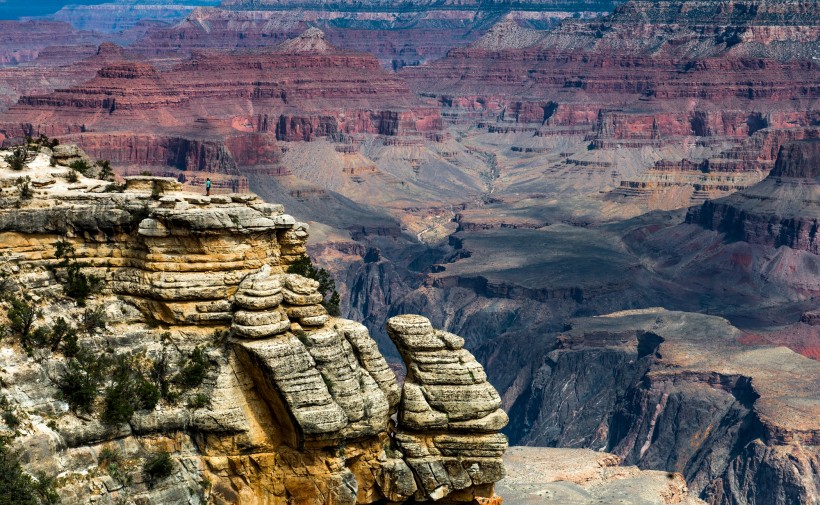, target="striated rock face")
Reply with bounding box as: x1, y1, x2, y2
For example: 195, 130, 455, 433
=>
398, 0, 820, 209
0, 21, 103, 66
505, 308, 820, 505
126, 2, 605, 67
387, 315, 508, 501
0, 147, 506, 504
687, 140, 820, 253
0, 28, 441, 176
